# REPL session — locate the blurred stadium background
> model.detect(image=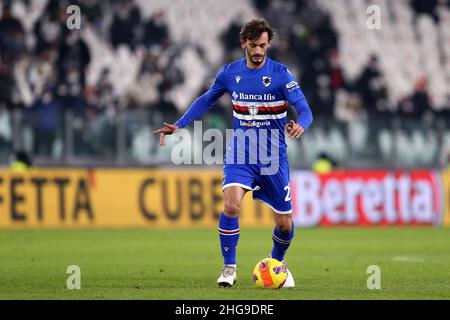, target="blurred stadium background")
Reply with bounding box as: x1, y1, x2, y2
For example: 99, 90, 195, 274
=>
1, 0, 450, 168
1, 0, 450, 299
